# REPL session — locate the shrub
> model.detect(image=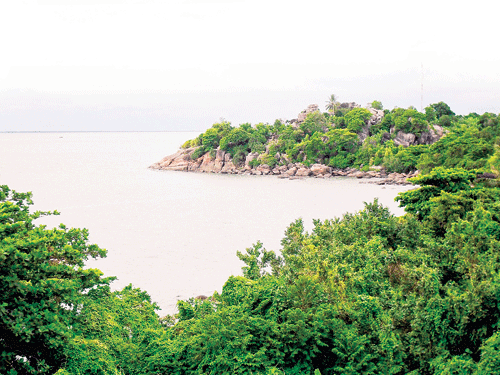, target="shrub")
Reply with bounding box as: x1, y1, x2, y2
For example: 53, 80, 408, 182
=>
259, 154, 277, 168
393, 108, 428, 136
344, 108, 372, 133
371, 100, 383, 110
191, 146, 207, 160
248, 159, 260, 168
